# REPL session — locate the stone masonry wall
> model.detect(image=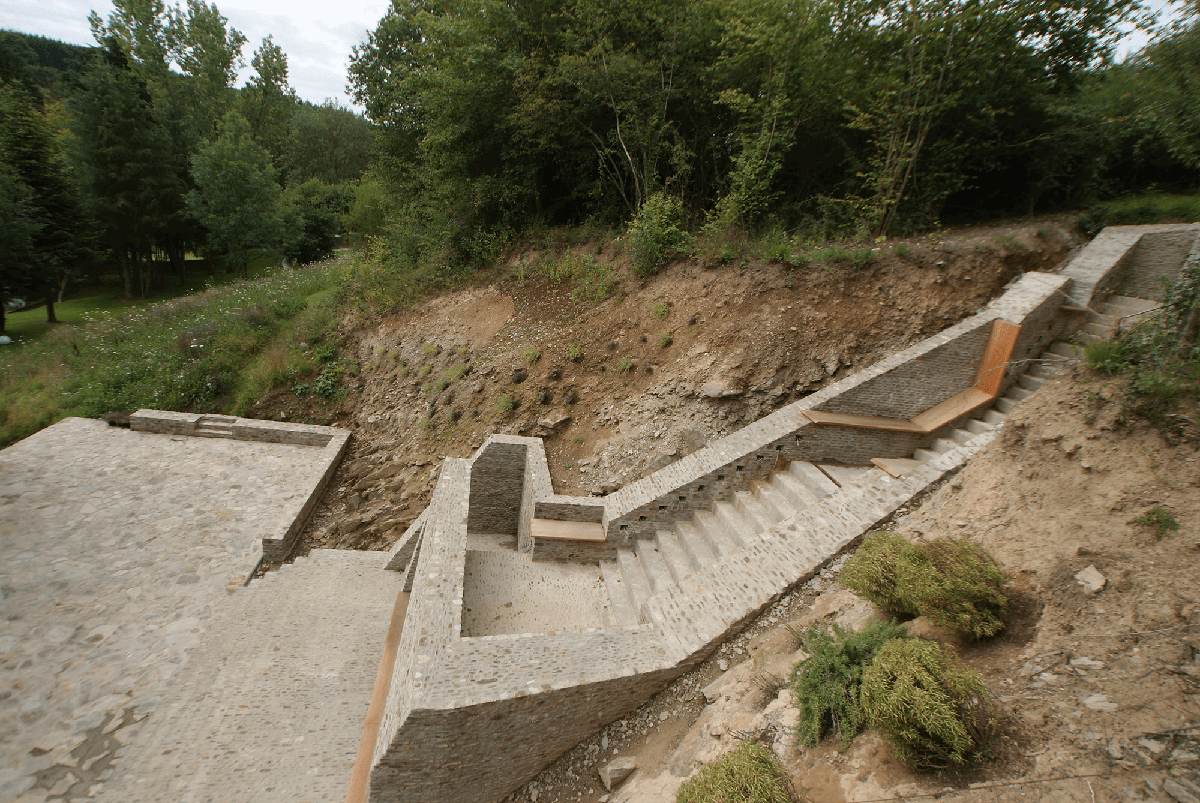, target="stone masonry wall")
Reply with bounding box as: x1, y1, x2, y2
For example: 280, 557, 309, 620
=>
130, 410, 339, 447
1124, 229, 1199, 301
466, 441, 526, 535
